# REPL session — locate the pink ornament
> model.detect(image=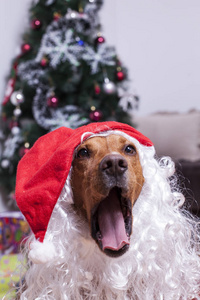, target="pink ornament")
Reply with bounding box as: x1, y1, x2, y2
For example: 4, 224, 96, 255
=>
31, 19, 42, 30
95, 84, 101, 95
95, 36, 105, 44
19, 147, 30, 157
90, 110, 102, 121
21, 43, 31, 54
47, 95, 59, 108
40, 57, 48, 67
